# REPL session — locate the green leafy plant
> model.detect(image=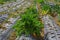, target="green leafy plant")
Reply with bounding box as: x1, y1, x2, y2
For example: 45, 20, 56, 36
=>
41, 4, 50, 11
0, 0, 16, 4
41, 2, 60, 16
13, 7, 44, 37
36, 0, 44, 3
48, 4, 60, 17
